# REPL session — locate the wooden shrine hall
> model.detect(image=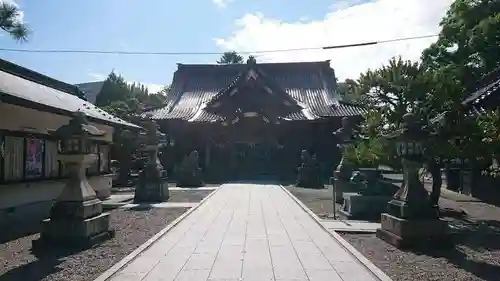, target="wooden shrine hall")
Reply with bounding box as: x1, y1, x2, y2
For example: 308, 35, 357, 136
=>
146, 57, 365, 182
